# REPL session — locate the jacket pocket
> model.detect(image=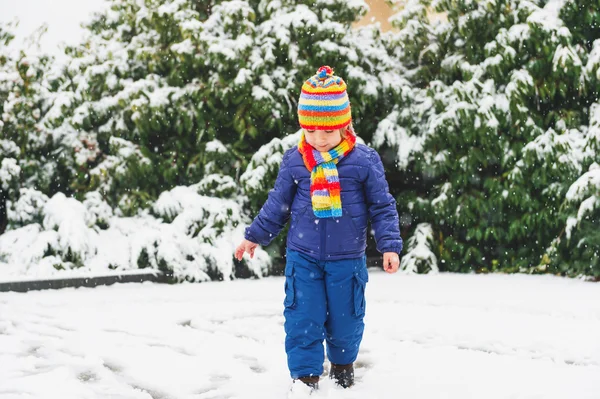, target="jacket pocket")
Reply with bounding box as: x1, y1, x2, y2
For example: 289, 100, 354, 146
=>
352, 213, 368, 240
284, 262, 296, 309
353, 267, 369, 318
288, 206, 320, 250
327, 214, 360, 254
